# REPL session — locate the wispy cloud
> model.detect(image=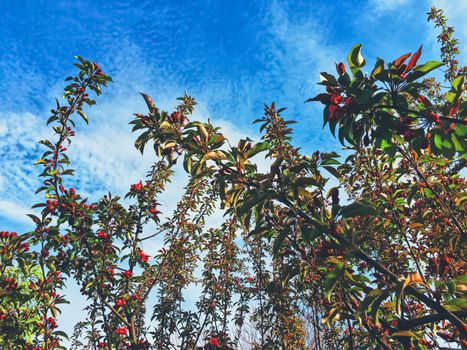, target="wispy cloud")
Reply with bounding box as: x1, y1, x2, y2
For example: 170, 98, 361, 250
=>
0, 199, 32, 225
0, 111, 46, 226
369, 0, 412, 12
2, 0, 461, 344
